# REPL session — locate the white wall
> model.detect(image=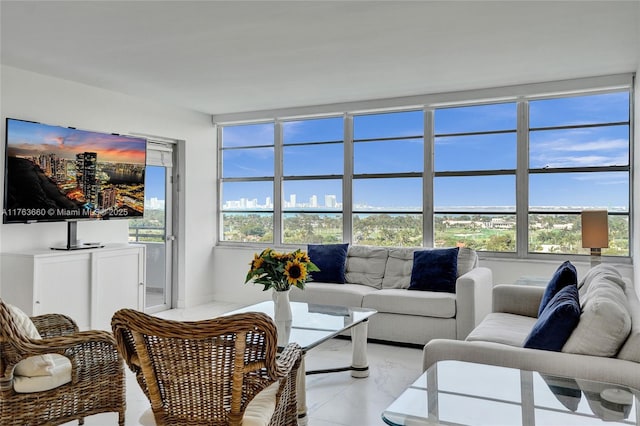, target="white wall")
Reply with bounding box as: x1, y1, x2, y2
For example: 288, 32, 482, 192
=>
0, 66, 217, 308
